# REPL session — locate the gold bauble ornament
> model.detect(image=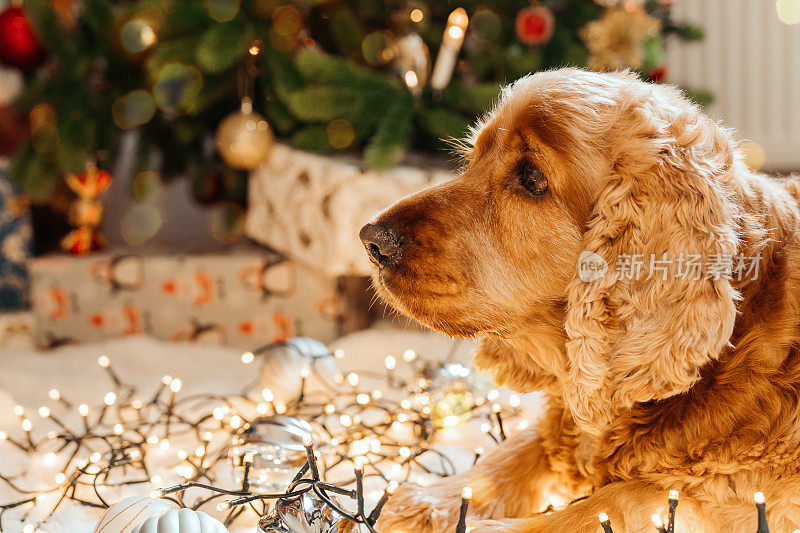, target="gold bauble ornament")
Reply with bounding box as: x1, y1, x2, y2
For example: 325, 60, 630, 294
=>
216, 97, 273, 170
580, 4, 660, 71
